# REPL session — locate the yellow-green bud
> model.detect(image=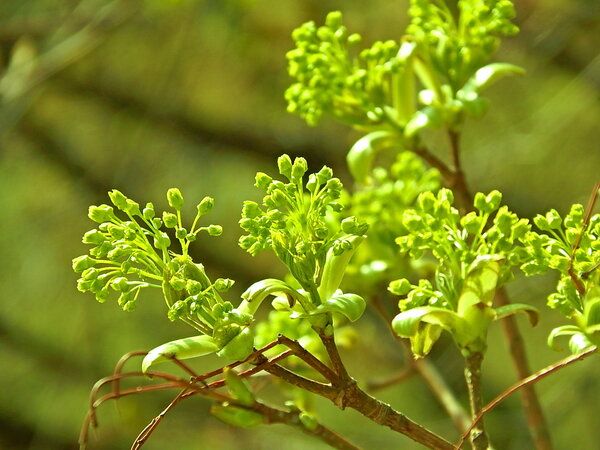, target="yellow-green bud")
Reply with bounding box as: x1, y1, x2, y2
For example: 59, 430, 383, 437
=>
167, 188, 184, 210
